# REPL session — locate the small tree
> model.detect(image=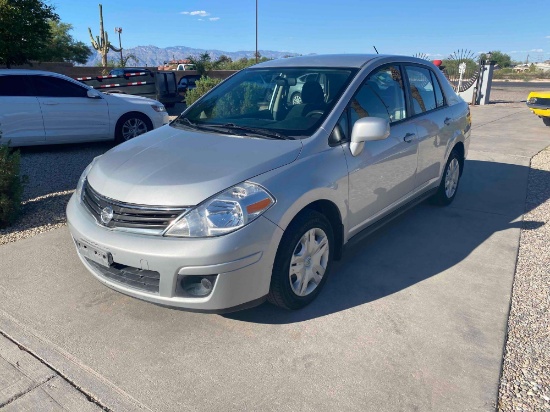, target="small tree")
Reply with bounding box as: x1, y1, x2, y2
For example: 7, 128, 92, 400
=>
479, 51, 512, 67
40, 20, 92, 64
187, 52, 212, 76
88, 4, 121, 69
0, 0, 59, 68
